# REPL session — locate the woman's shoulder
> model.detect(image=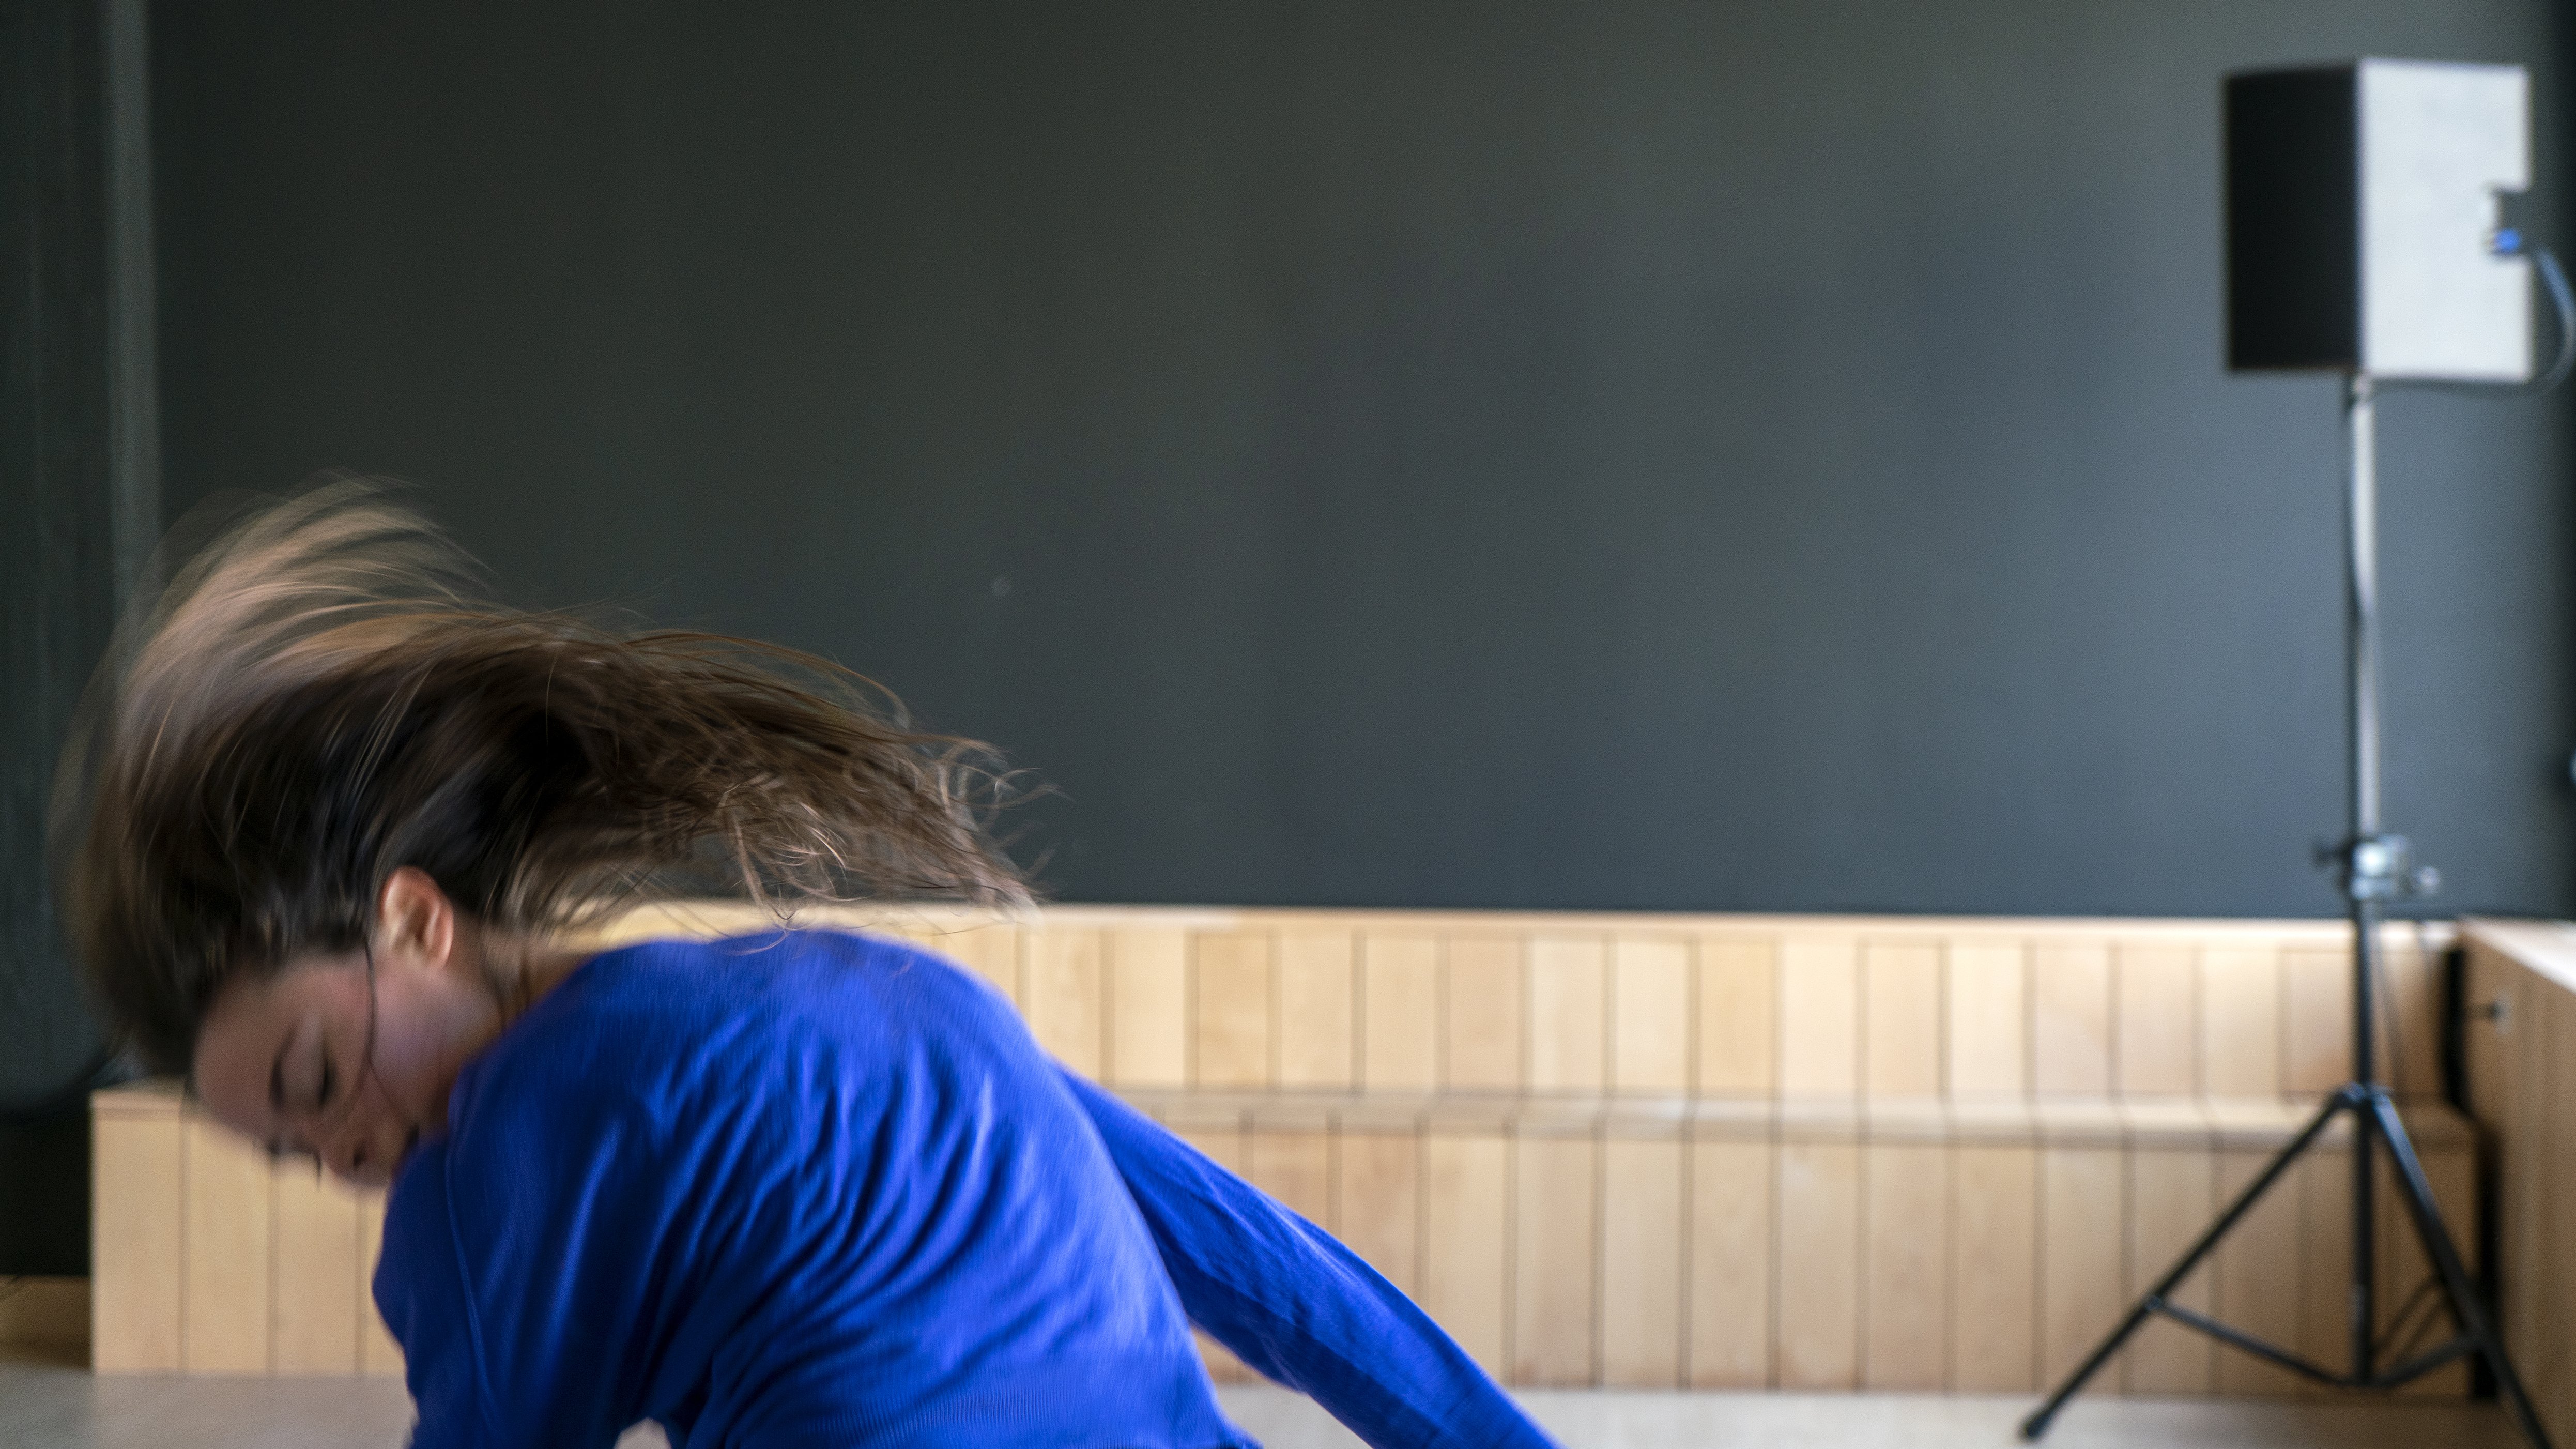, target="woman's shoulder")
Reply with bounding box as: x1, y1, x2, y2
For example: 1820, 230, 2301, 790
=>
447, 928, 1013, 1135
